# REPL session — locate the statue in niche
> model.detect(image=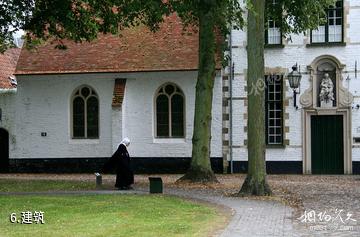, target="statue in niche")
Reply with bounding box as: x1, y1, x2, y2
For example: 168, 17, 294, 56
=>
319, 73, 335, 107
